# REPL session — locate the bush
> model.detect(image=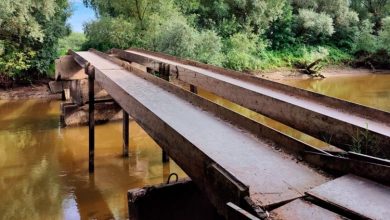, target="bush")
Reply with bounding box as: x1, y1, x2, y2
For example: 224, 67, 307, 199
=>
154, 16, 198, 58
58, 32, 86, 56
83, 17, 137, 51
193, 30, 224, 66
223, 33, 264, 71
379, 17, 390, 52
354, 19, 378, 53
0, 42, 36, 81
297, 9, 335, 38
